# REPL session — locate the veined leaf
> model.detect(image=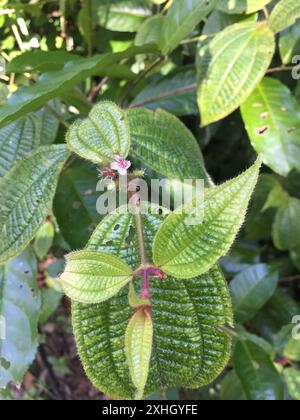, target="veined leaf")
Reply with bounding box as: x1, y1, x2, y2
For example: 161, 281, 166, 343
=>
135, 15, 164, 47
0, 248, 41, 388
269, 0, 300, 34
60, 250, 133, 304
241, 77, 300, 176
153, 159, 261, 279
130, 66, 197, 116
221, 370, 246, 400
217, 0, 272, 14
197, 22, 275, 126
230, 264, 279, 323
72, 205, 233, 399
127, 108, 209, 180
125, 308, 153, 399
161, 0, 217, 54
67, 102, 130, 164
283, 368, 300, 400
0, 45, 157, 129
37, 100, 60, 145
33, 222, 55, 261
0, 114, 41, 177
0, 145, 70, 264
272, 198, 300, 251
234, 340, 284, 400
96, 0, 152, 32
